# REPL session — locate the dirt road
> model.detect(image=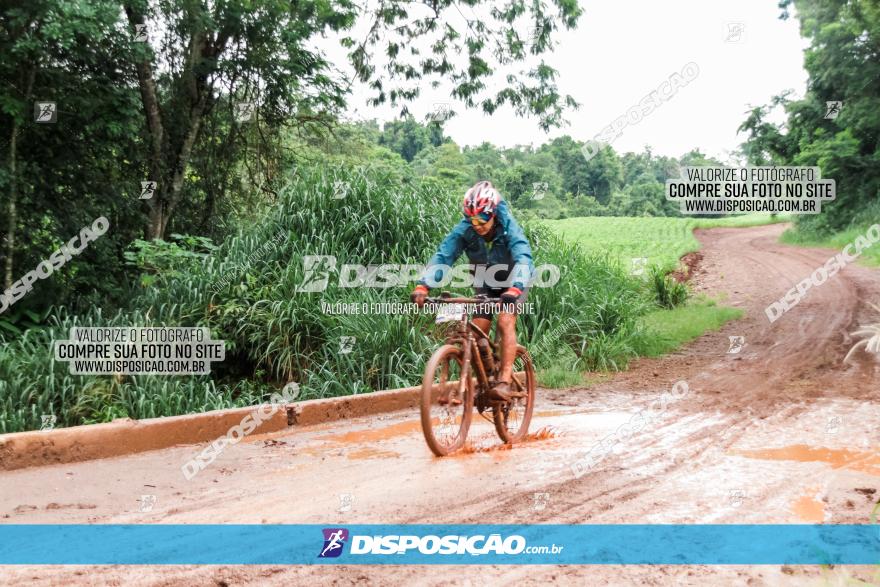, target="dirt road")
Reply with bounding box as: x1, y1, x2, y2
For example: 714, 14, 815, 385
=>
2, 223, 880, 586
